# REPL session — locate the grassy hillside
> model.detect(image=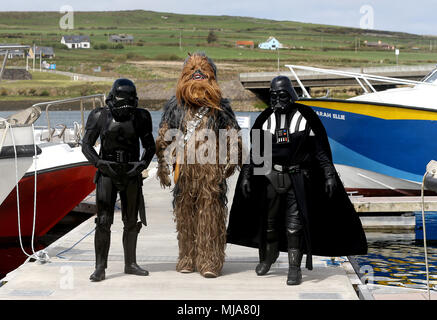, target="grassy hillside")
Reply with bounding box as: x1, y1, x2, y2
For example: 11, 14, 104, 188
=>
1, 10, 437, 106
2, 10, 437, 75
